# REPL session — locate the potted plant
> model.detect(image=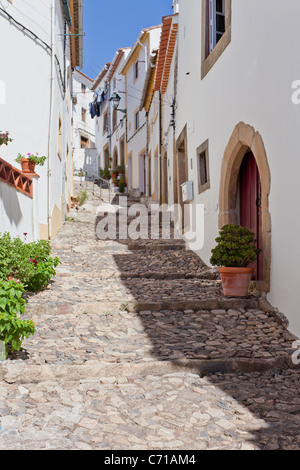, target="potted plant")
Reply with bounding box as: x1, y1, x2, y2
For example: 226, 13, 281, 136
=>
110, 168, 118, 179
100, 168, 111, 180
210, 224, 260, 297
15, 153, 47, 172
119, 179, 125, 193
117, 164, 125, 176
112, 176, 119, 187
